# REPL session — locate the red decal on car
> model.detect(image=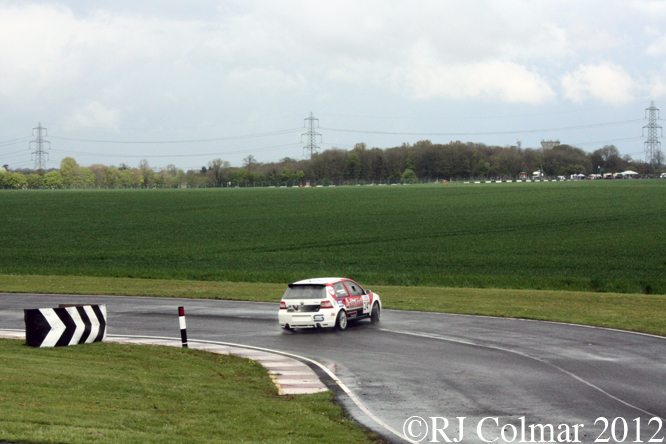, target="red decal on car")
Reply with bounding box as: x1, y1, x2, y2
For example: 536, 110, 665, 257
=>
346, 296, 364, 310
